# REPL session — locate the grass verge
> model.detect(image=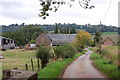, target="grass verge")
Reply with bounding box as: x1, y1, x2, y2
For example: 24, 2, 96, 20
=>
0, 61, 2, 80
38, 53, 83, 80
90, 52, 119, 78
